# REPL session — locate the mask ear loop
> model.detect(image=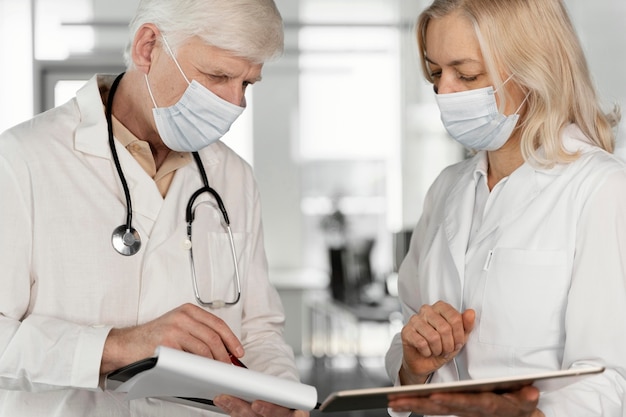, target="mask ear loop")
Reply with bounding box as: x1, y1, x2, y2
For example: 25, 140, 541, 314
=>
143, 34, 191, 109
161, 35, 191, 85
493, 74, 529, 118
514, 92, 530, 115
144, 74, 159, 108
511, 91, 531, 133
493, 73, 515, 93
